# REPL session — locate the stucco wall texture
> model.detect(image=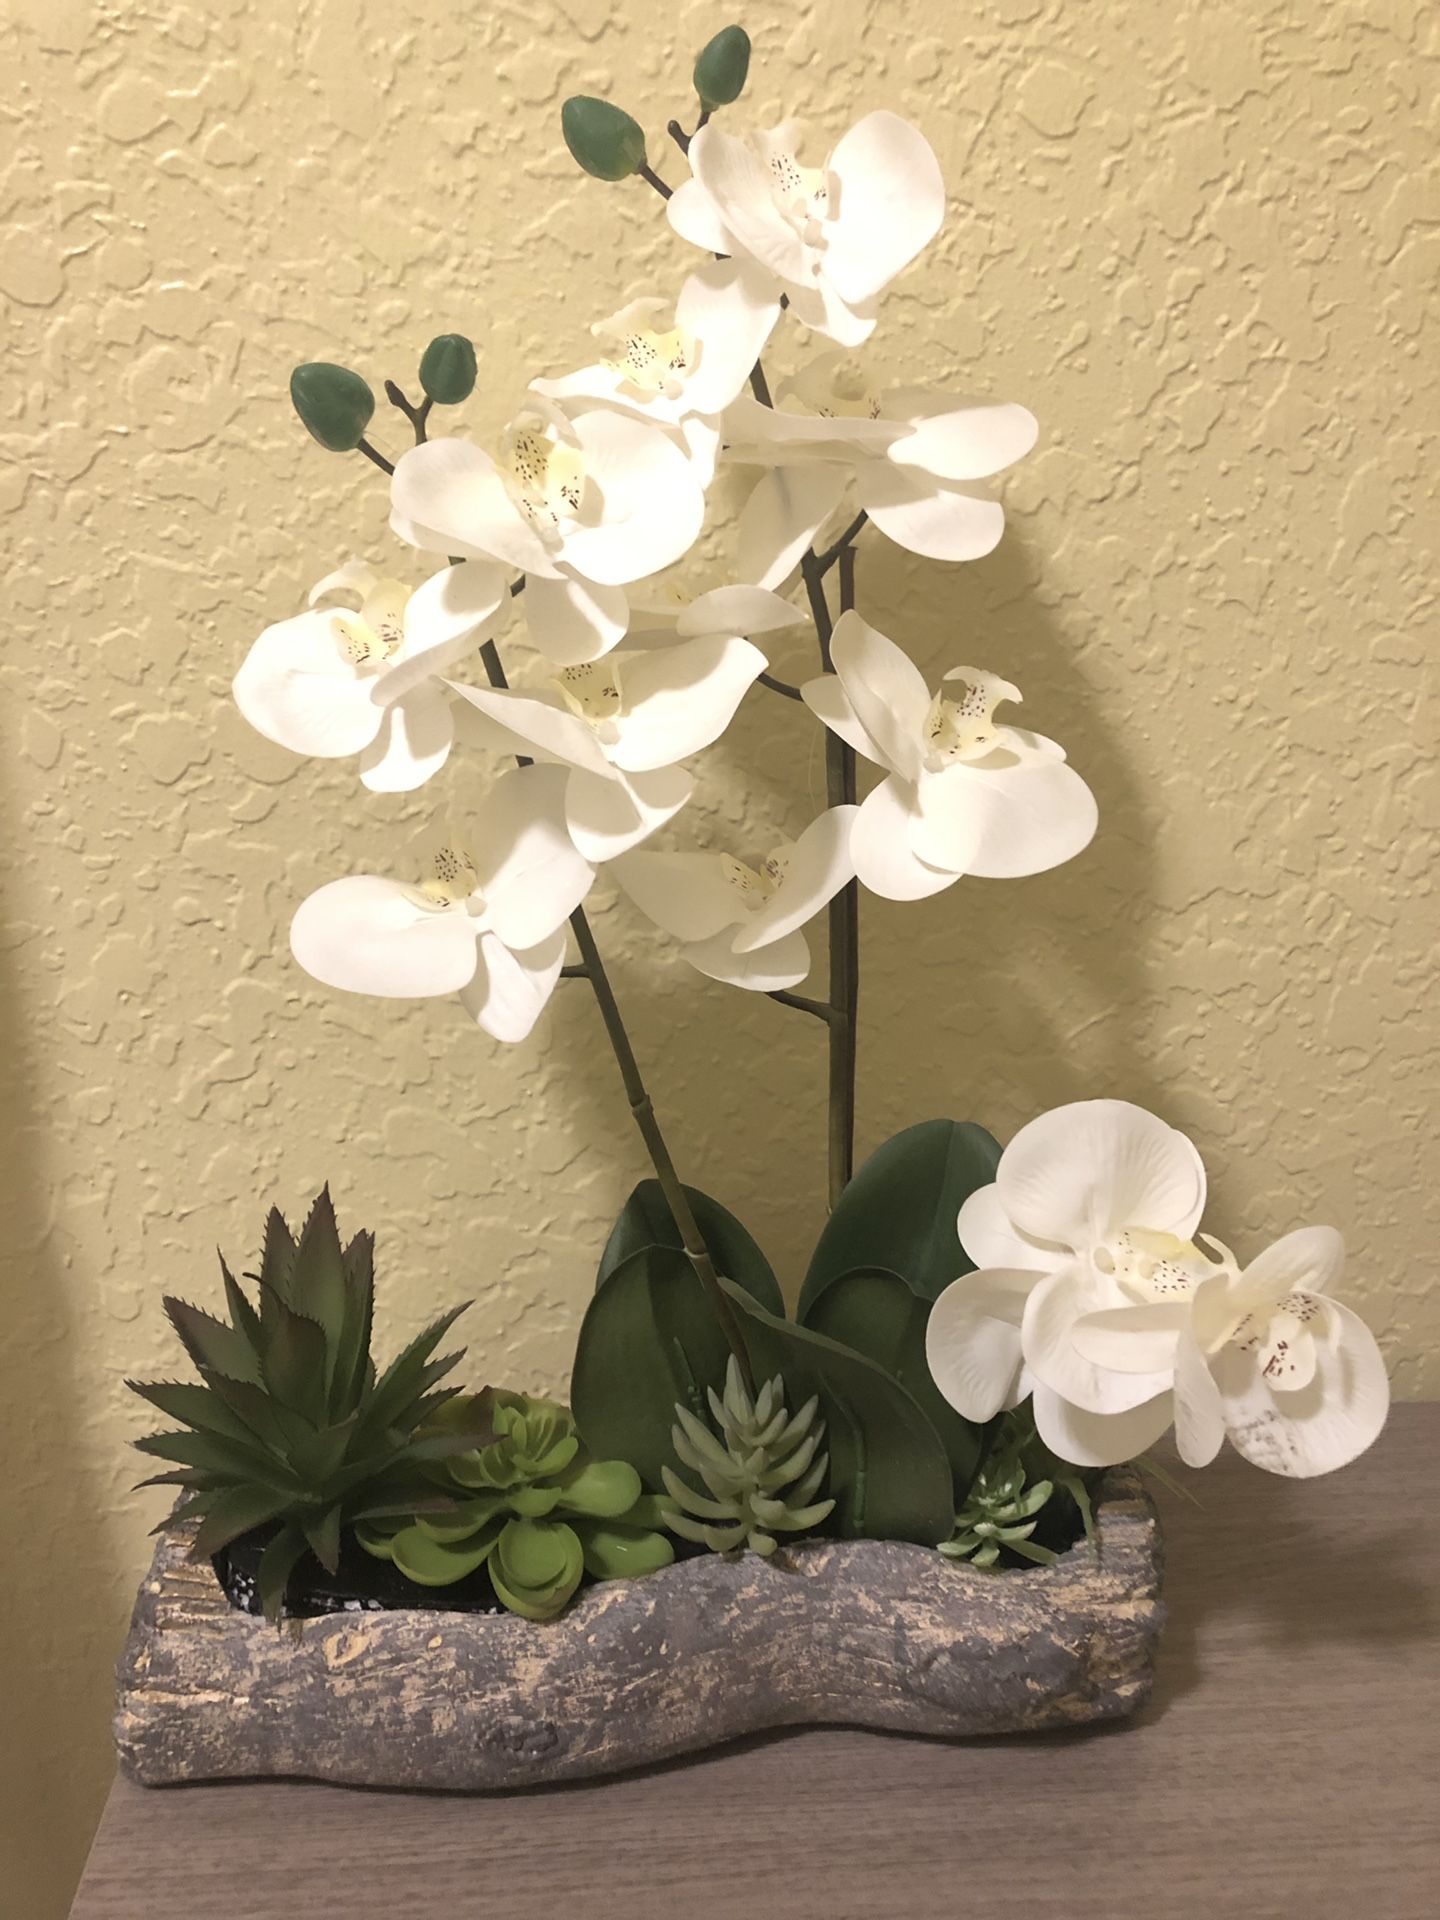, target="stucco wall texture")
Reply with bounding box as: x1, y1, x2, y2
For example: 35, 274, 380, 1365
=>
1, 0, 1435, 1910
